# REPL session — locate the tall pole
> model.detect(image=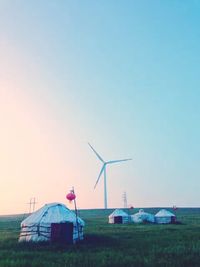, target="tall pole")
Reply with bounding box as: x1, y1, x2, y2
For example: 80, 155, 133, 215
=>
104, 167, 107, 209
72, 187, 80, 241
